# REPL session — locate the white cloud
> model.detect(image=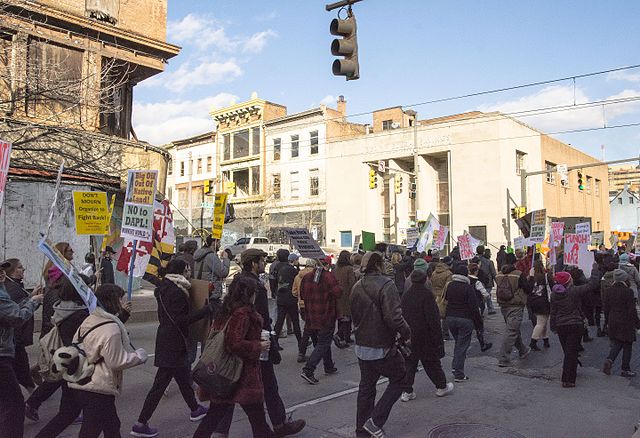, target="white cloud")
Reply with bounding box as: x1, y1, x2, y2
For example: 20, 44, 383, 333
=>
607, 70, 640, 83
133, 93, 238, 145
243, 30, 277, 53
144, 59, 243, 93
320, 94, 337, 106
167, 14, 211, 42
